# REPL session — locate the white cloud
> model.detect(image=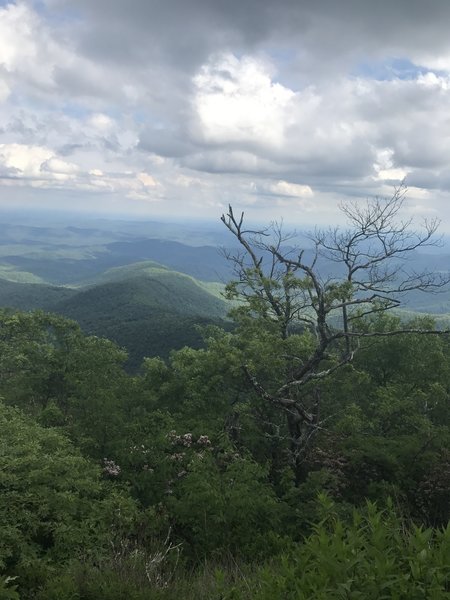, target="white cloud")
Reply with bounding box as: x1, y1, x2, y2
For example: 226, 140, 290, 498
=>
188, 52, 450, 206
269, 180, 313, 198
193, 54, 294, 148
0, 2, 70, 95
0, 142, 162, 202
0, 143, 53, 177
42, 157, 79, 175
88, 113, 116, 133
137, 172, 158, 187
